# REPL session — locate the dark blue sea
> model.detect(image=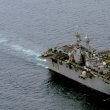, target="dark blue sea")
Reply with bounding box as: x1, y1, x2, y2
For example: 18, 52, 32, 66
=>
0, 0, 110, 110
